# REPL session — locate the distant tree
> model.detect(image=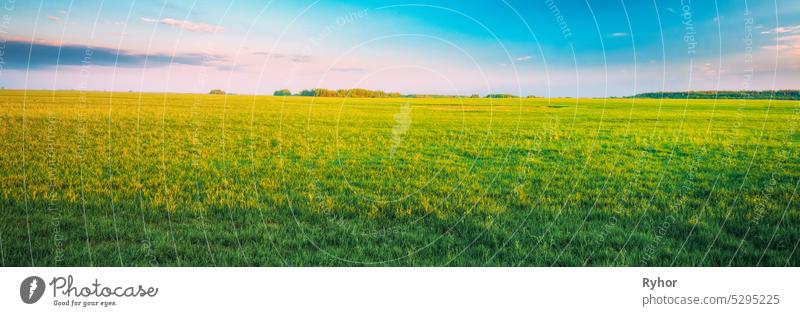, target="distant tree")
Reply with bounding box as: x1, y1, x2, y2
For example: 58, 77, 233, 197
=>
631, 90, 800, 100
485, 93, 518, 98
297, 89, 316, 96
403, 94, 471, 98
470, 94, 480, 98
279, 88, 483, 98
273, 89, 292, 96
291, 88, 403, 98
209, 89, 226, 95
313, 88, 339, 97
